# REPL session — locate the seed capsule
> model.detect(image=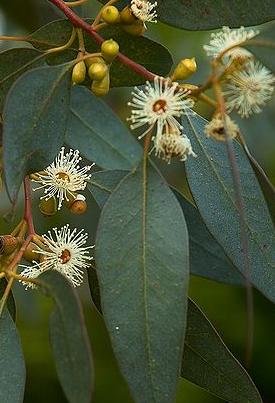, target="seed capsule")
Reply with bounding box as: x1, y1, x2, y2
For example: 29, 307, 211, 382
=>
122, 20, 146, 36
23, 242, 40, 263
120, 6, 136, 24
39, 197, 57, 216
72, 60, 87, 85
101, 39, 119, 63
91, 72, 110, 96
88, 62, 108, 81
101, 5, 120, 24
171, 58, 197, 81
0, 235, 18, 255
